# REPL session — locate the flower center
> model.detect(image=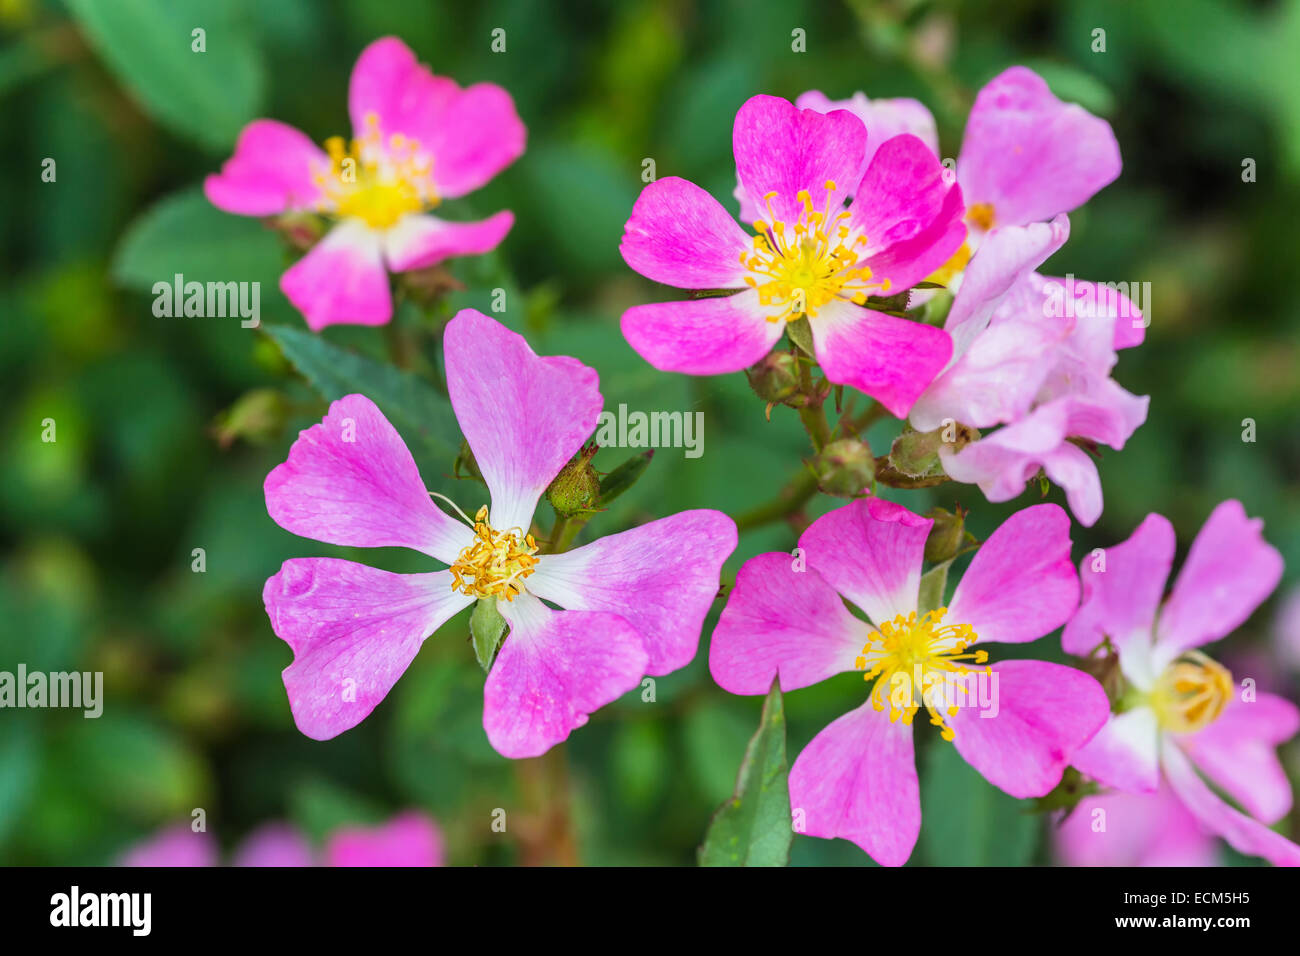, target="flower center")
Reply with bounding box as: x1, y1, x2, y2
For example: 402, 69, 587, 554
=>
740, 181, 888, 323
855, 608, 986, 741
313, 114, 438, 230
449, 506, 539, 601
1150, 651, 1232, 734
966, 202, 995, 232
